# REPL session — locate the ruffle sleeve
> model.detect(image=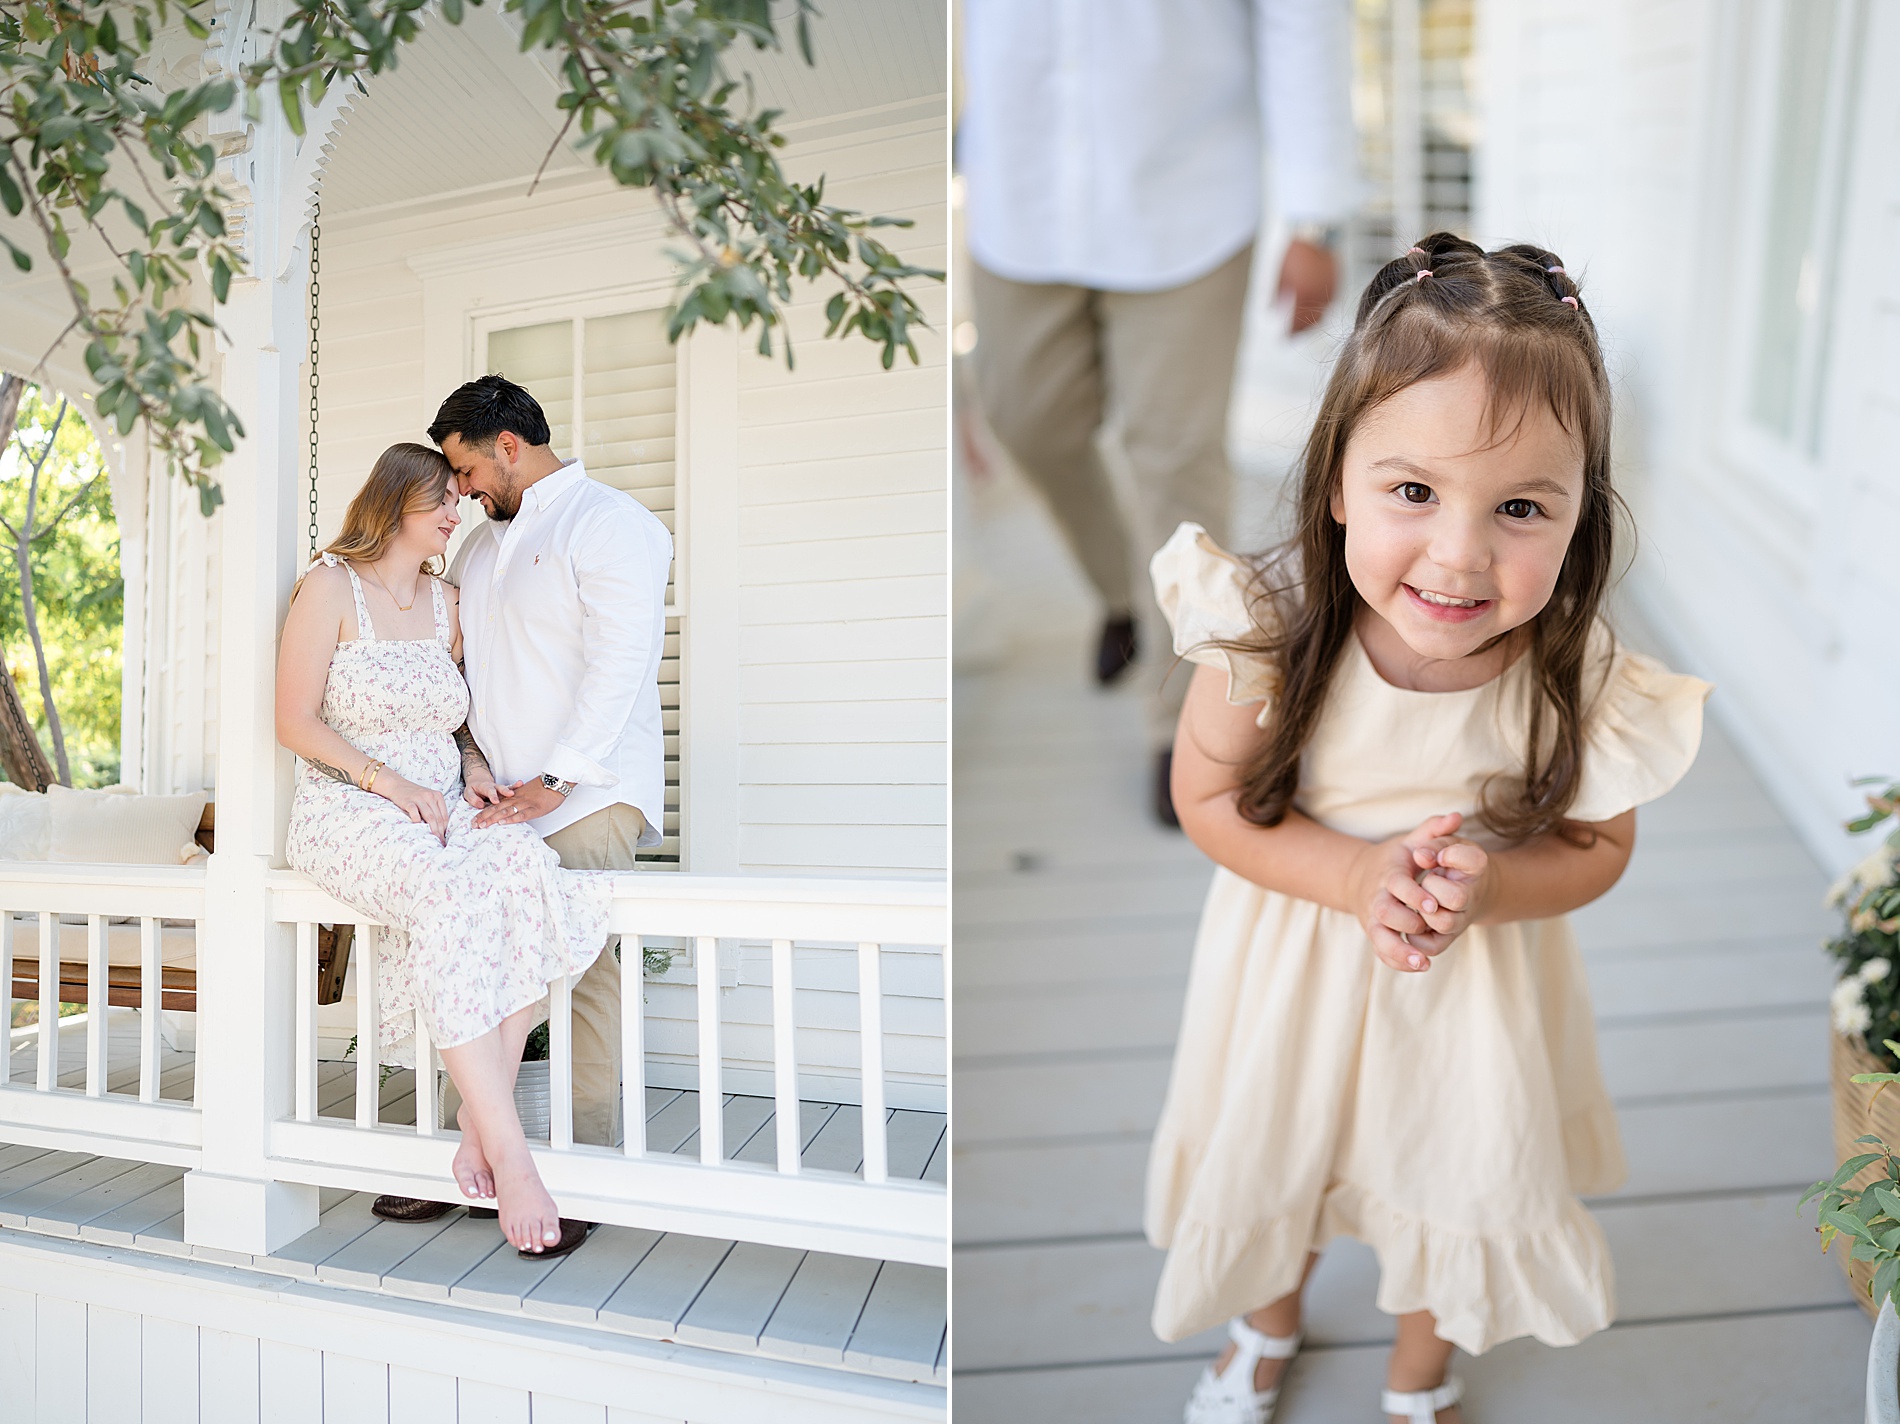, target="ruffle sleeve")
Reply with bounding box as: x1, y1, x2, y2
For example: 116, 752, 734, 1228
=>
1149, 522, 1278, 707
1567, 641, 1712, 824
